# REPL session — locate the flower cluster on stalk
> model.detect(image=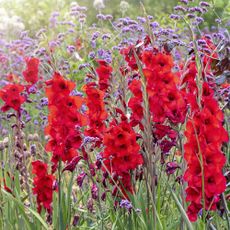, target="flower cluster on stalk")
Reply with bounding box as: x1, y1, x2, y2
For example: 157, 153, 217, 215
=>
32, 160, 56, 213
102, 120, 143, 195
45, 72, 86, 171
